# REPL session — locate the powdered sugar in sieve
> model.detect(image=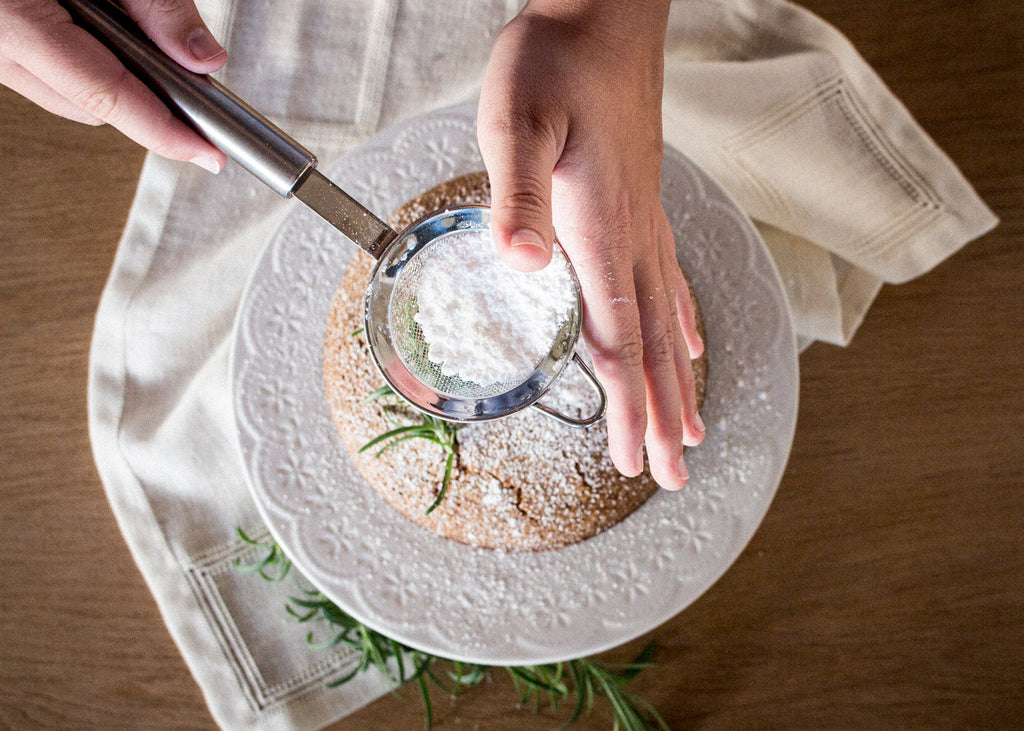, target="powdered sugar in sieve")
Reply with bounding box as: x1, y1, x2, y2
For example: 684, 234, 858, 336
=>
388, 227, 576, 399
